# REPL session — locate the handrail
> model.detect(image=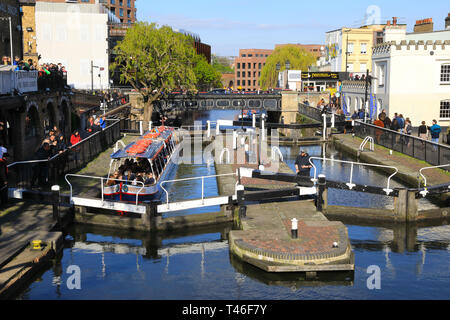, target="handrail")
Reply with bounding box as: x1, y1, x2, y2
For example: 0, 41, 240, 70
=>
418, 164, 450, 197
308, 156, 399, 195
65, 174, 145, 206
359, 136, 374, 152
160, 173, 236, 207
219, 148, 230, 164
271, 146, 283, 162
